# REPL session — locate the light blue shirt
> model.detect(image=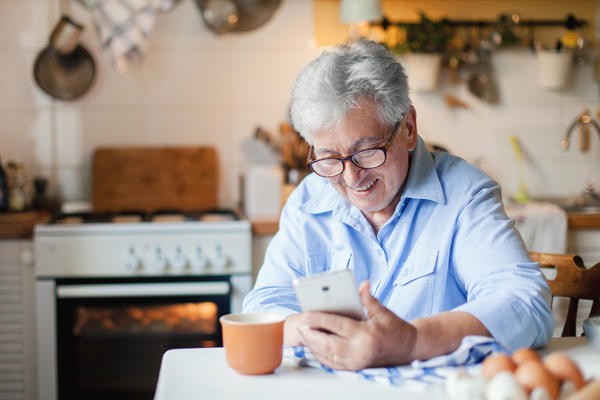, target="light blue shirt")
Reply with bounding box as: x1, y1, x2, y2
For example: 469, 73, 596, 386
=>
243, 136, 553, 351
